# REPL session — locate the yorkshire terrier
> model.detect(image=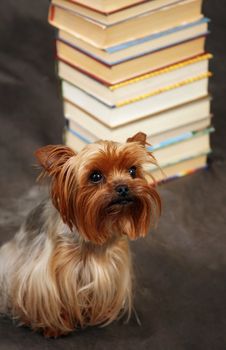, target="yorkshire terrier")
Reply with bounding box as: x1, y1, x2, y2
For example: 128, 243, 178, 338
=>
0, 132, 161, 337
